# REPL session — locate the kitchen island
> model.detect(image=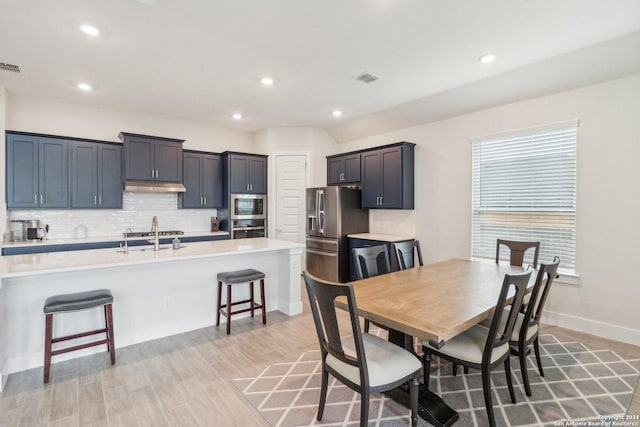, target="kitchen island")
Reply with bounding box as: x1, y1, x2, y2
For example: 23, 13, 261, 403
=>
0, 238, 304, 391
